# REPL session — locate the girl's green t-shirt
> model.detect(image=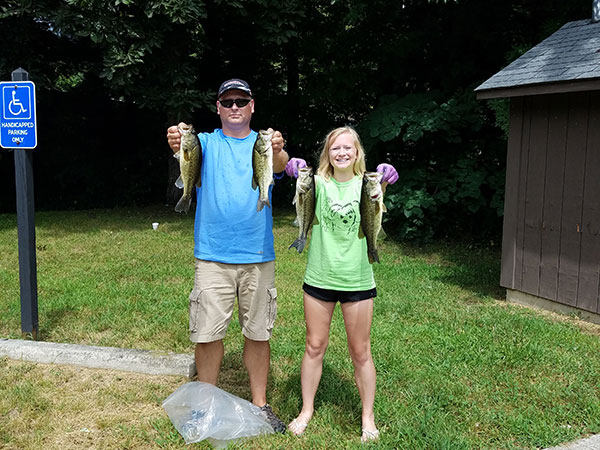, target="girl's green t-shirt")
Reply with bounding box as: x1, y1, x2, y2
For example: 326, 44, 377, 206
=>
304, 174, 375, 291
